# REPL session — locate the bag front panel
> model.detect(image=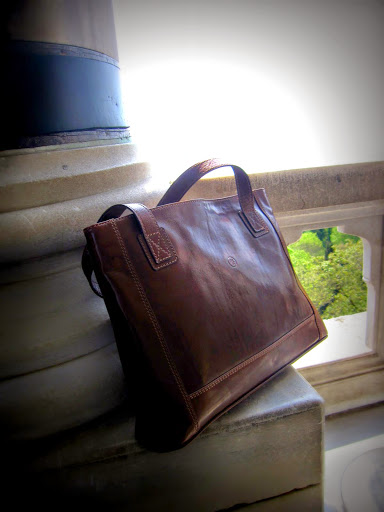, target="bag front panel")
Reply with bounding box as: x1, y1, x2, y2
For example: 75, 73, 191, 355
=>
190, 313, 322, 427
103, 193, 314, 396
